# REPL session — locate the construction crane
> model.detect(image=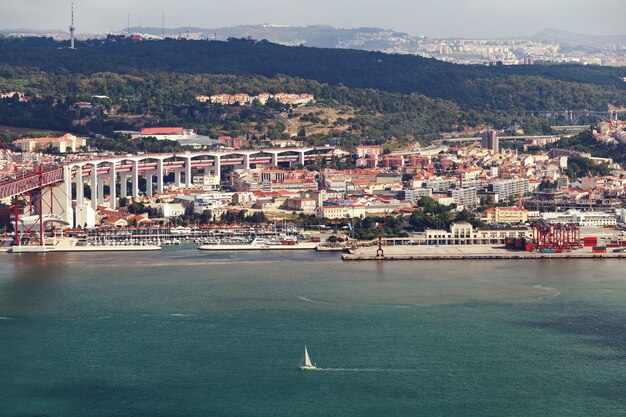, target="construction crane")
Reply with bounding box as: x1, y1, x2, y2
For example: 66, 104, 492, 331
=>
518, 163, 524, 209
